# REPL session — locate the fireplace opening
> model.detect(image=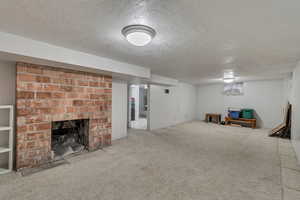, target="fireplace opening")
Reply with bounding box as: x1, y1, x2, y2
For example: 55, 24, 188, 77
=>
51, 119, 89, 159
